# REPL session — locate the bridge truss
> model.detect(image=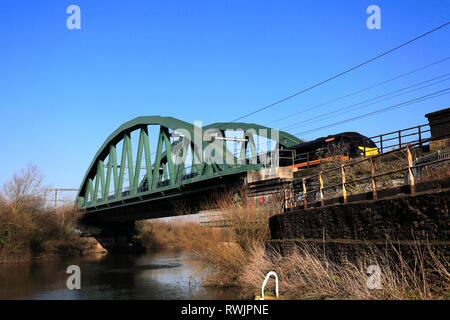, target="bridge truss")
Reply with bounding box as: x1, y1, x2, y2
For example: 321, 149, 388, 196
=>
76, 116, 301, 214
